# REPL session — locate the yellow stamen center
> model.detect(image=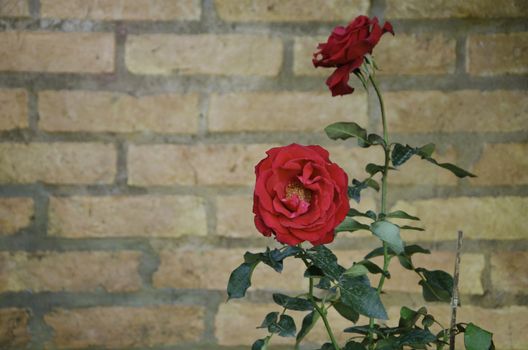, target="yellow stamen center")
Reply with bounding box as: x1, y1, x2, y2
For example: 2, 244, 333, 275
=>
285, 182, 312, 202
